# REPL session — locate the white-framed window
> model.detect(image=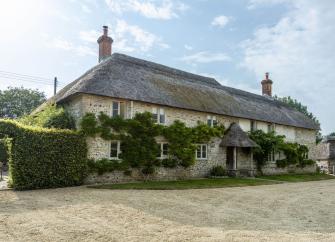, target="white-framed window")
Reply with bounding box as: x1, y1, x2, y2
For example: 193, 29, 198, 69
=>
207, 115, 217, 127
196, 144, 207, 159
267, 123, 275, 133
157, 142, 169, 159
109, 141, 121, 159
111, 101, 125, 118
250, 120, 257, 132
152, 107, 165, 124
